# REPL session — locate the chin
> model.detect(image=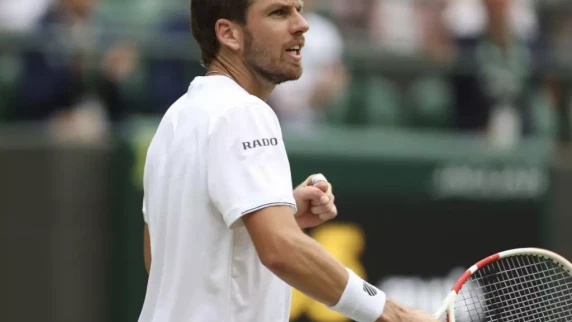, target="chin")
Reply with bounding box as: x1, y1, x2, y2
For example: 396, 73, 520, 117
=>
253, 62, 303, 85
284, 71, 303, 82
275, 67, 304, 85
